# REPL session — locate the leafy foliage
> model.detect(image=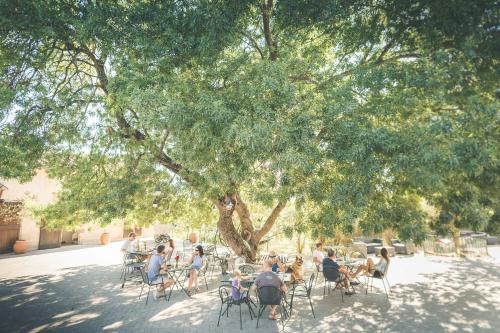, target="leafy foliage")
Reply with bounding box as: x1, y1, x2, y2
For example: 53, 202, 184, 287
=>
1, 1, 498, 245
